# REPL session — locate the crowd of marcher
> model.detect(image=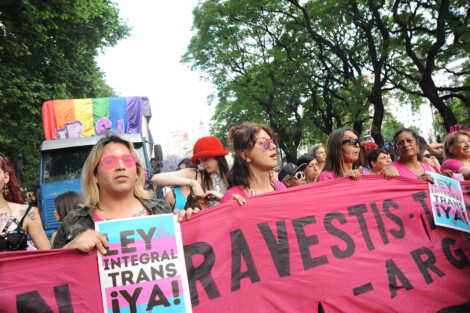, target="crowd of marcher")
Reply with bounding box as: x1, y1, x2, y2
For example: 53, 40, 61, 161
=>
0, 123, 468, 252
